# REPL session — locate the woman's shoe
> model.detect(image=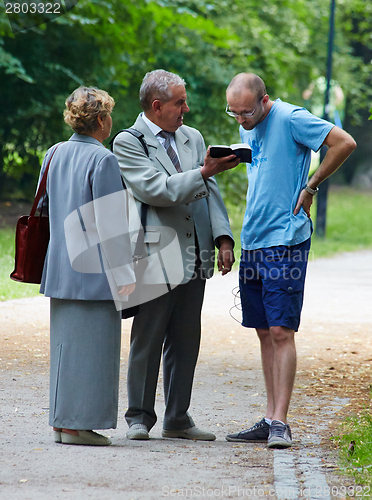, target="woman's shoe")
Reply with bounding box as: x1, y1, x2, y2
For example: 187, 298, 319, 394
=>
53, 430, 62, 443
60, 430, 111, 446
